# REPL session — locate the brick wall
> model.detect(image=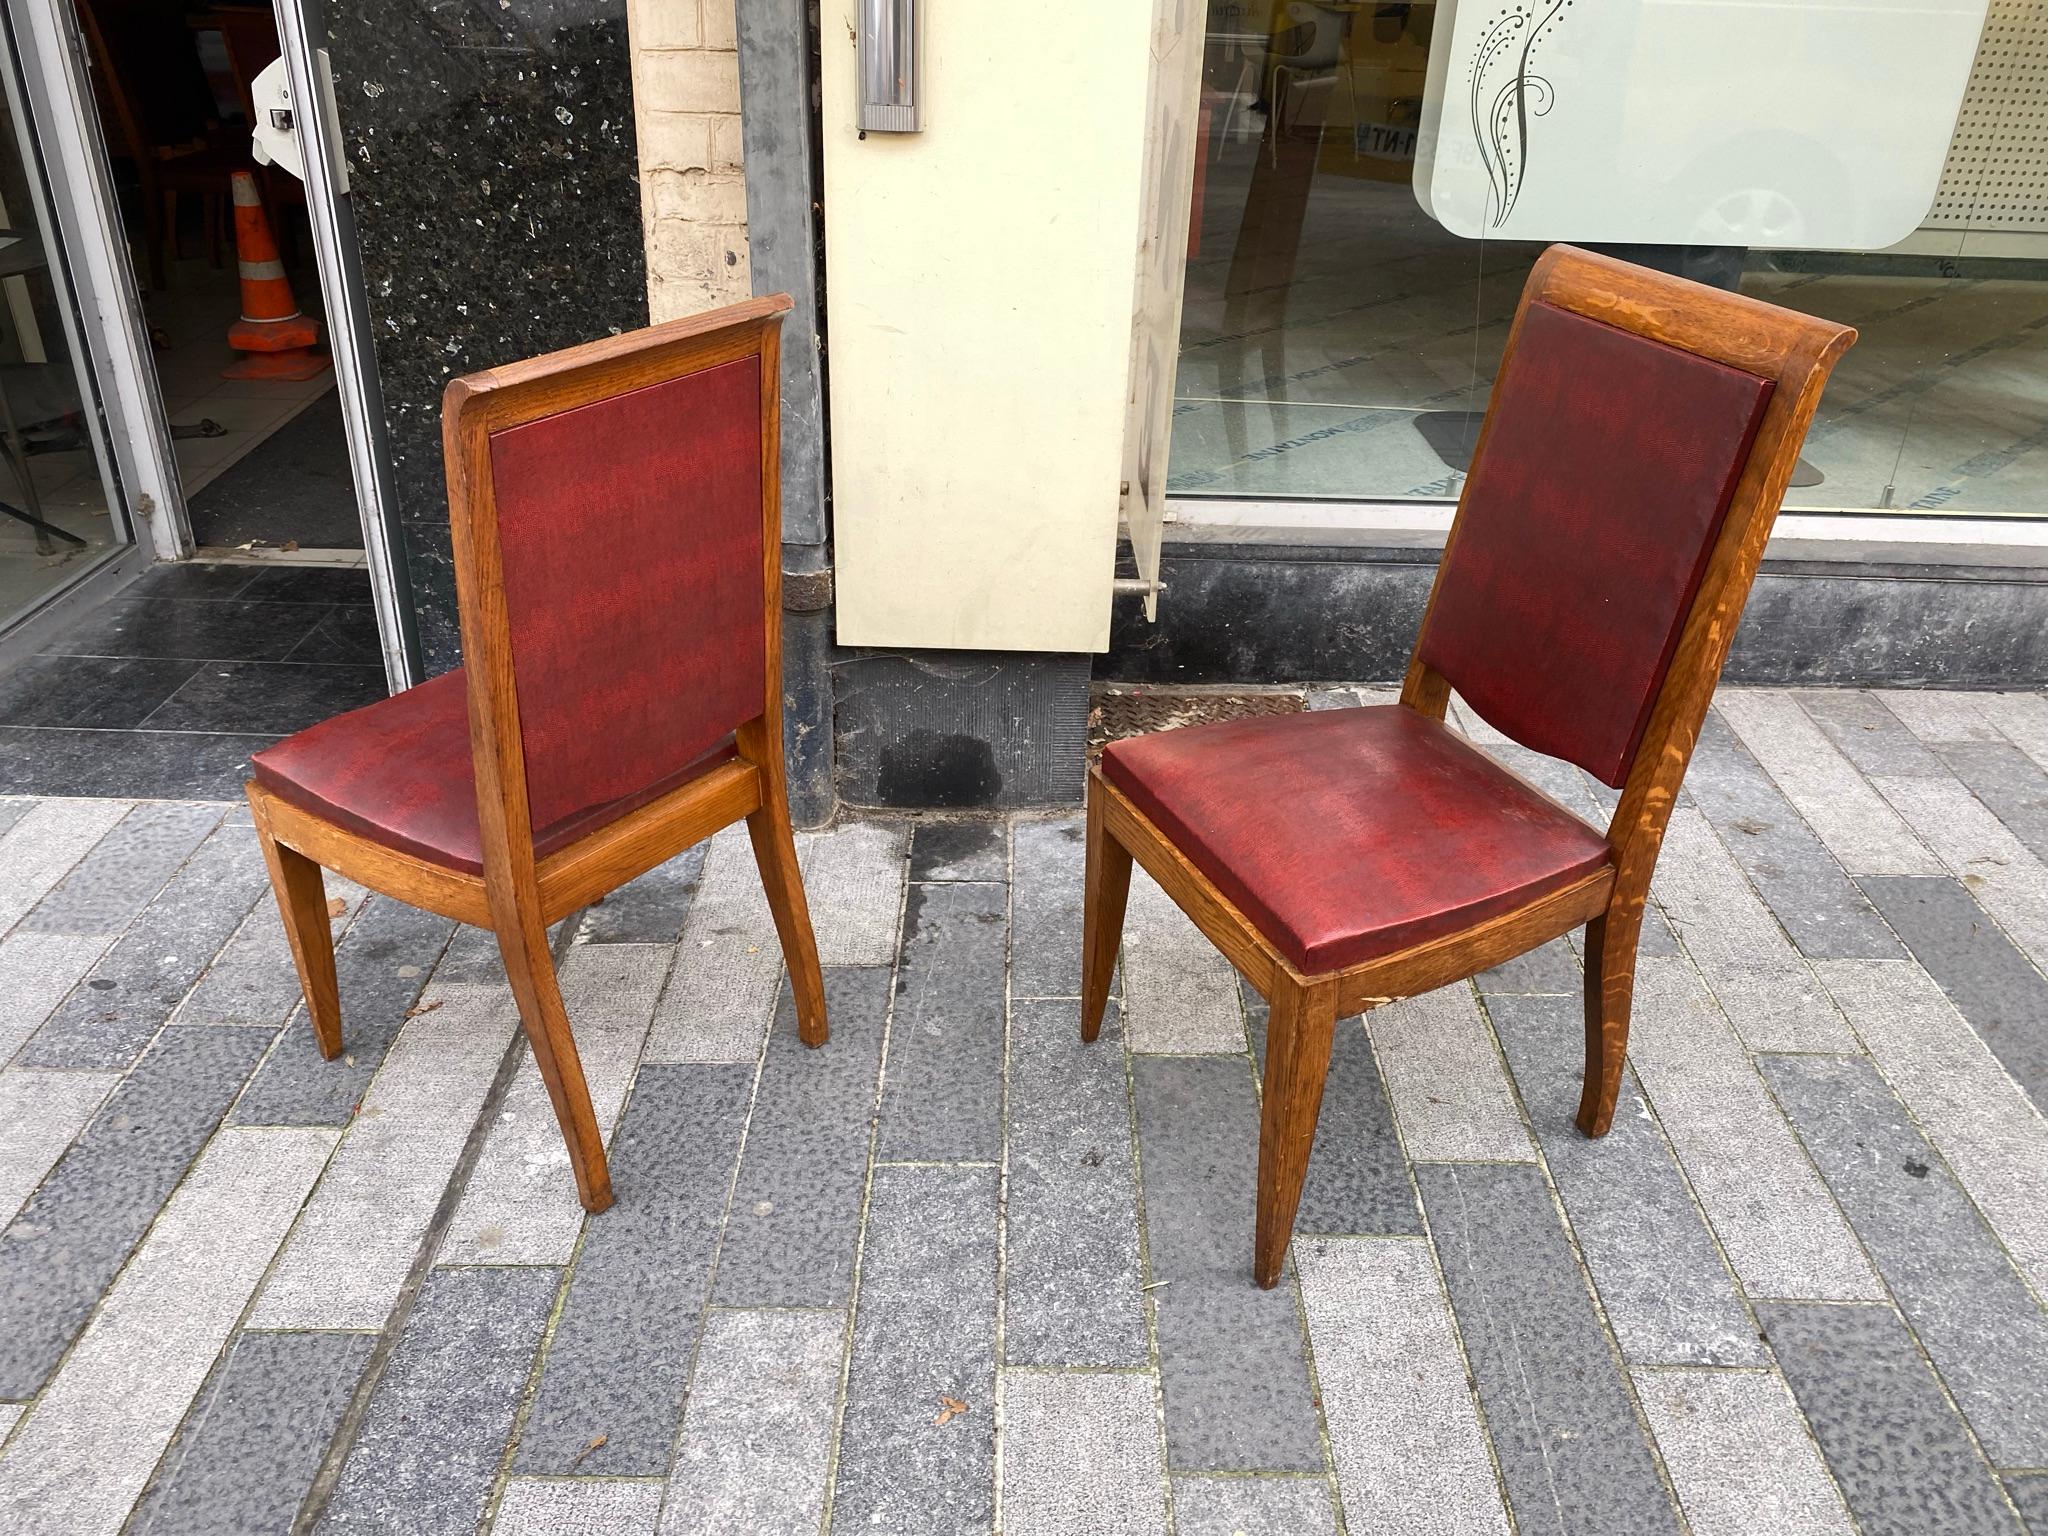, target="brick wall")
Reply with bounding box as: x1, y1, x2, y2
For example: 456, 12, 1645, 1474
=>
628, 0, 752, 321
